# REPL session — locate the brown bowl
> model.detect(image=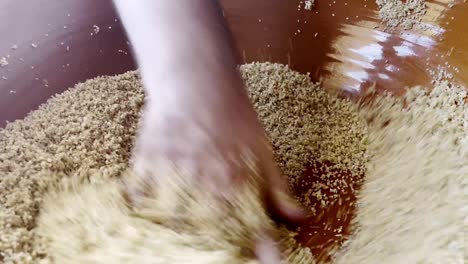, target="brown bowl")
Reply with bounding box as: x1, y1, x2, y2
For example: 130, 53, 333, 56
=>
1, 0, 465, 261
